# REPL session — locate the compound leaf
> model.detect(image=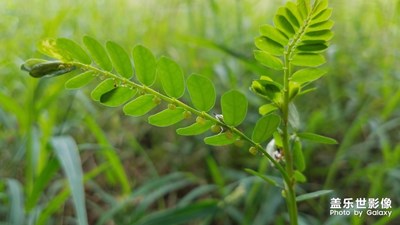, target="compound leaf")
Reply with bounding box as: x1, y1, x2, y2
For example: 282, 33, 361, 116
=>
187, 74, 216, 112
132, 45, 157, 86
106, 41, 133, 78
